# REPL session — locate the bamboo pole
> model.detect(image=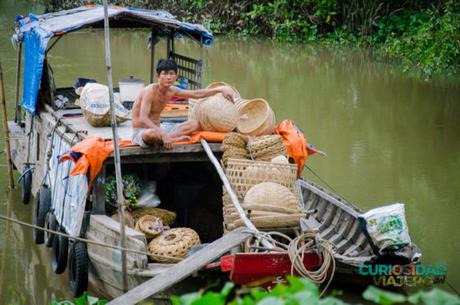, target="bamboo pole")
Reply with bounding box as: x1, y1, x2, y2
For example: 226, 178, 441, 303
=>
0, 193, 13, 296
0, 60, 15, 190
14, 43, 22, 124
200, 139, 274, 249
103, 1, 128, 292
149, 29, 155, 84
